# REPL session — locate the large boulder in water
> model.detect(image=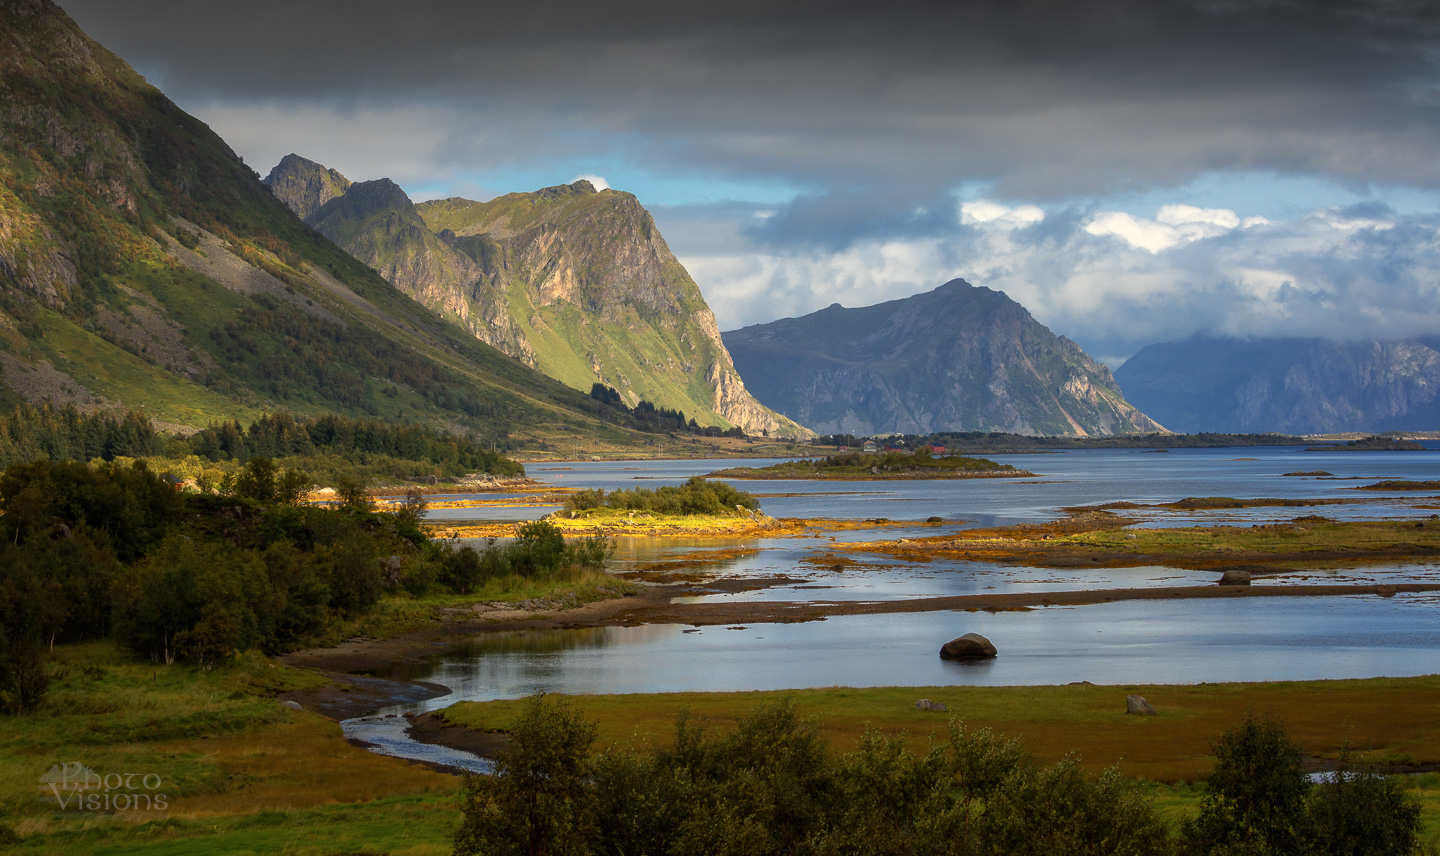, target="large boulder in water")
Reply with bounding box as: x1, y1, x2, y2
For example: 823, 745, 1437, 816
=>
1218, 570, 1252, 586
940, 633, 997, 660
